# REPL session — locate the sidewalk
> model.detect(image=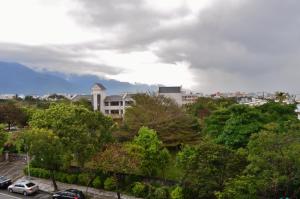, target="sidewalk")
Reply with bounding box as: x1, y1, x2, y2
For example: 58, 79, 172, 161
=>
20, 176, 141, 199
